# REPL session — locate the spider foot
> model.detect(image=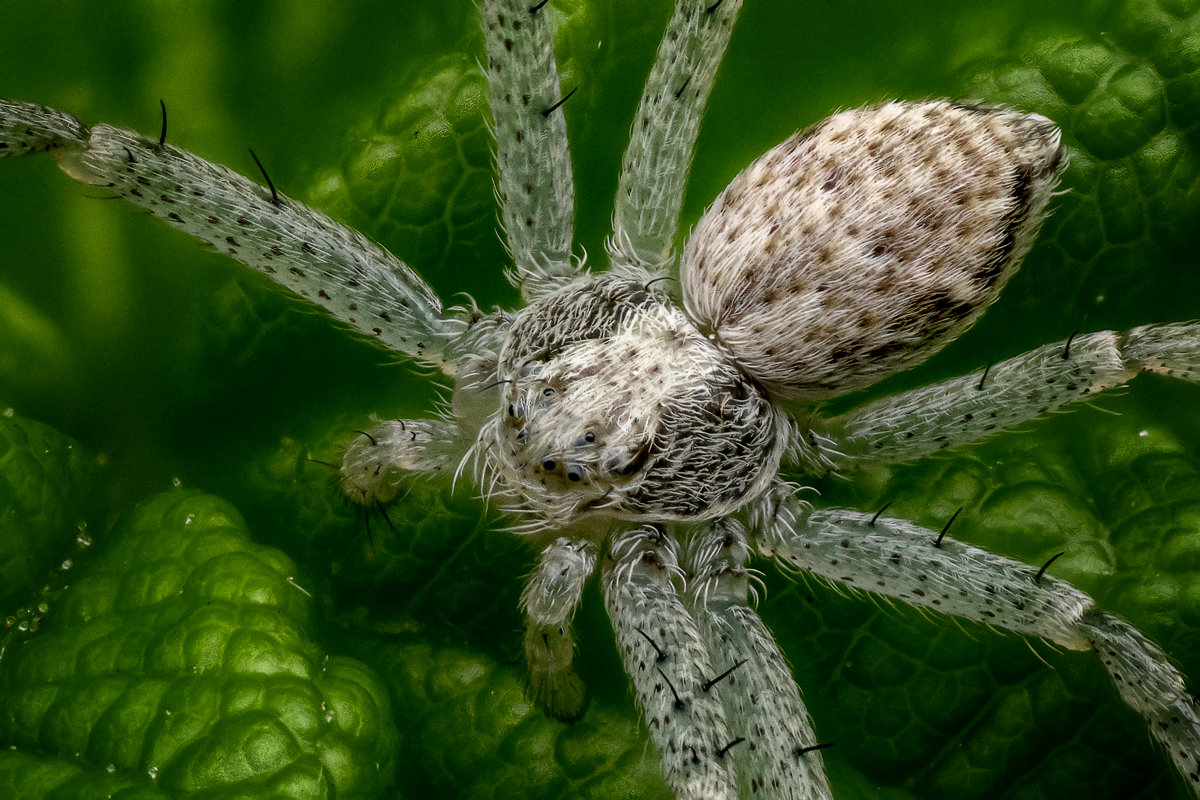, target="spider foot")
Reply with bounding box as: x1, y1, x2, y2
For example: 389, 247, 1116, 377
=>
524, 621, 587, 722
1080, 609, 1200, 789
